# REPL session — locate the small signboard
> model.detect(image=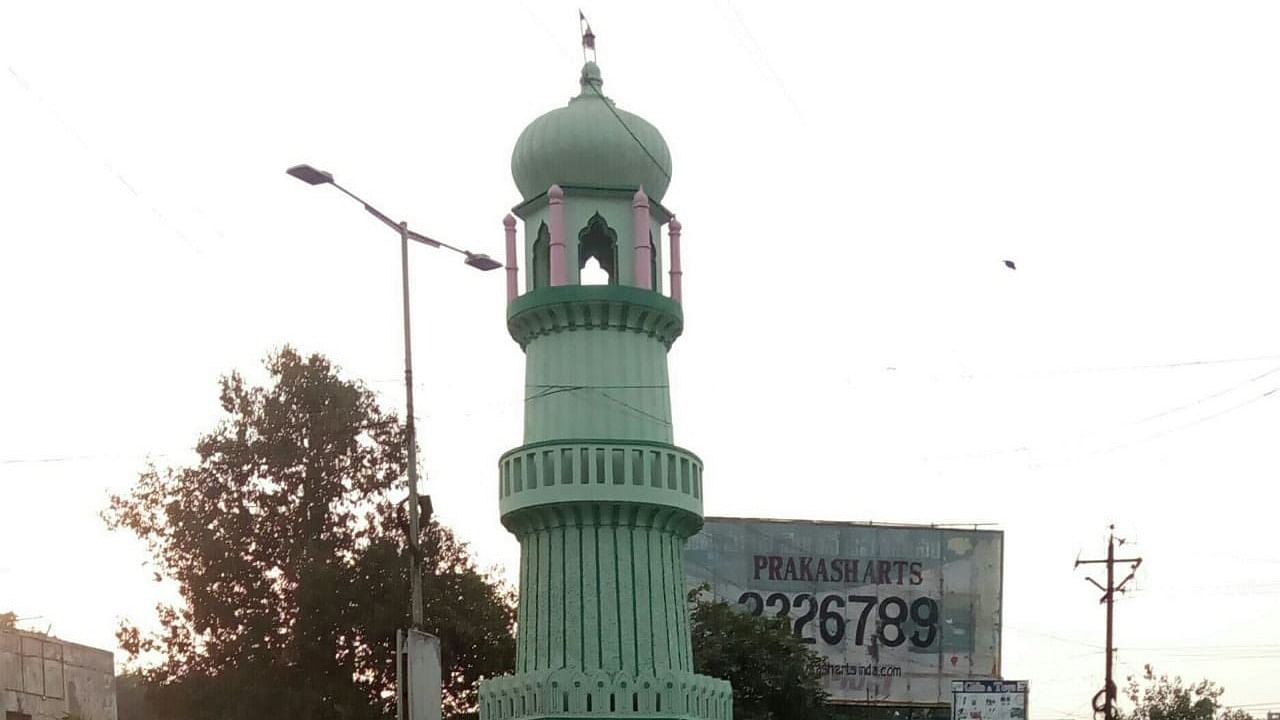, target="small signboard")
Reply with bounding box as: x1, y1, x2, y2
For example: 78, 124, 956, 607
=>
951, 680, 1028, 720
